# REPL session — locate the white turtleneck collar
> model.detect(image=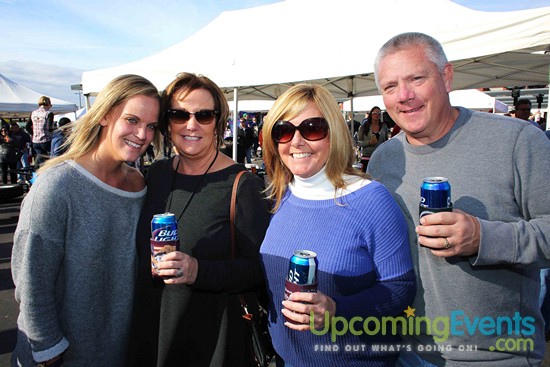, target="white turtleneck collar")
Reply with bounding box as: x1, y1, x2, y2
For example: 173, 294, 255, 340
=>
289, 165, 371, 200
